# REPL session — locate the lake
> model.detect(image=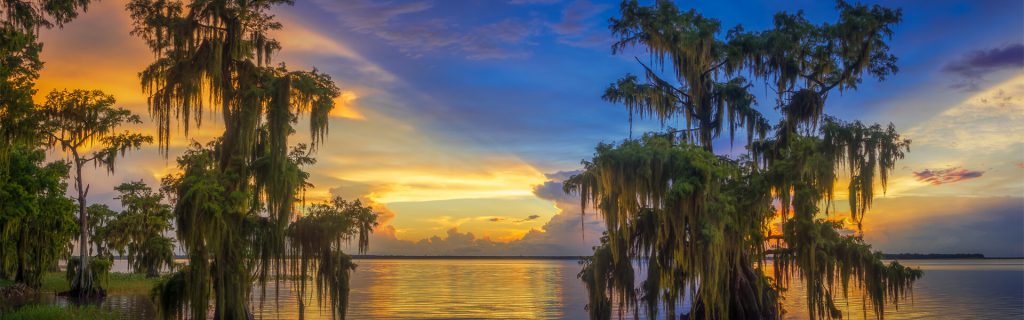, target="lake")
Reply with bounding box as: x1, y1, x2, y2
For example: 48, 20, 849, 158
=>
4, 259, 1022, 319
